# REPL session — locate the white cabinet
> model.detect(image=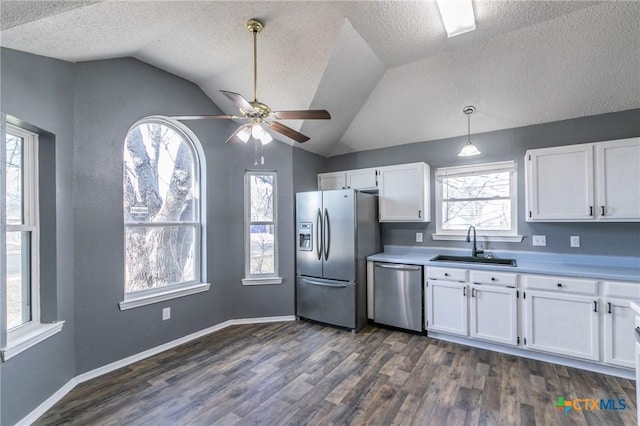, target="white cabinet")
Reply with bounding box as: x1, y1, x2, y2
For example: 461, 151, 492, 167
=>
346, 168, 378, 191
526, 137, 640, 222
426, 280, 468, 336
469, 284, 518, 346
379, 162, 430, 222
523, 274, 600, 361
526, 144, 594, 220
317, 168, 378, 191
317, 172, 346, 190
425, 267, 468, 335
595, 138, 640, 220
601, 280, 639, 369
